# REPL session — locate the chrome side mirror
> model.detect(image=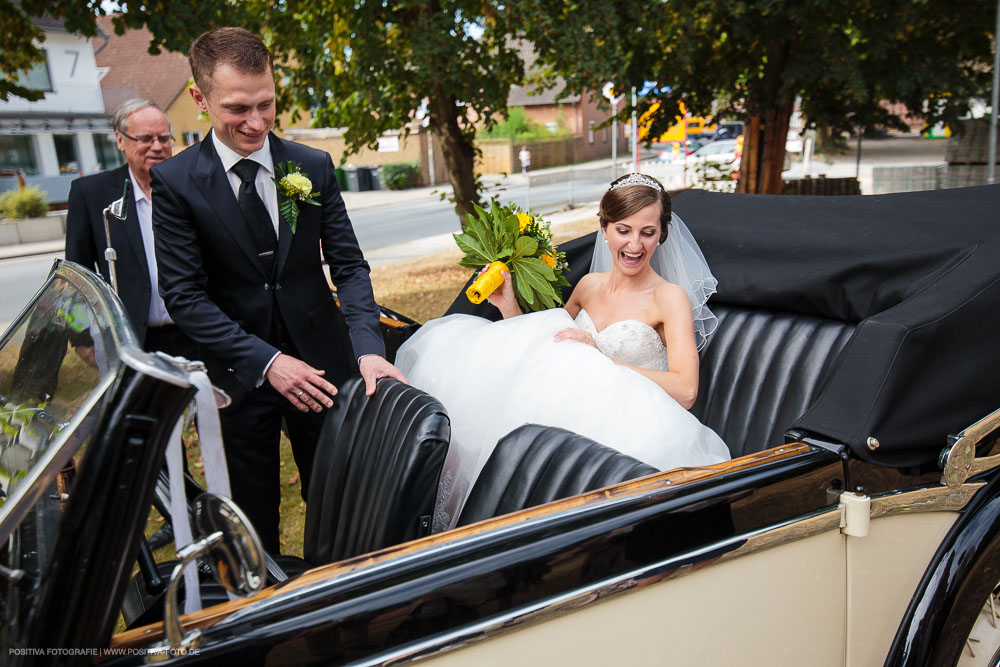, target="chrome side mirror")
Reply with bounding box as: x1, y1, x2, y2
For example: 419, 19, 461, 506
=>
147, 493, 265, 661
